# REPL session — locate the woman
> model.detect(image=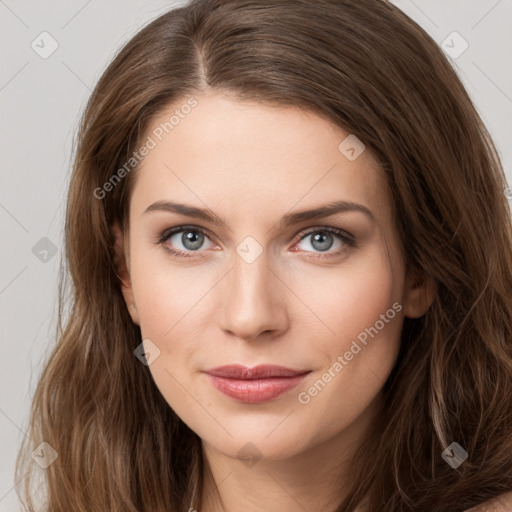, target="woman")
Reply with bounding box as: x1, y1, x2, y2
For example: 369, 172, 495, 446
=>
15, 0, 512, 510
